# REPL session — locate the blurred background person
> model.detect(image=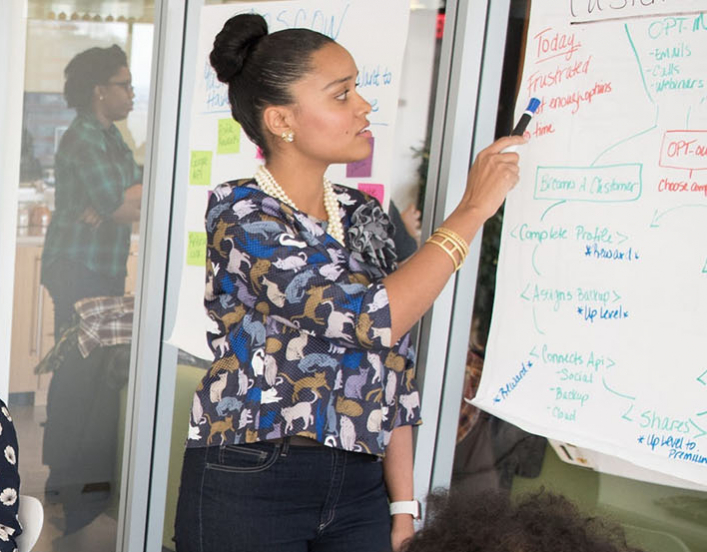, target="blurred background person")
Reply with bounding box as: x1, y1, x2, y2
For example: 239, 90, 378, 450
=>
38, 44, 142, 539
402, 489, 645, 552
41, 44, 142, 341
388, 201, 421, 263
